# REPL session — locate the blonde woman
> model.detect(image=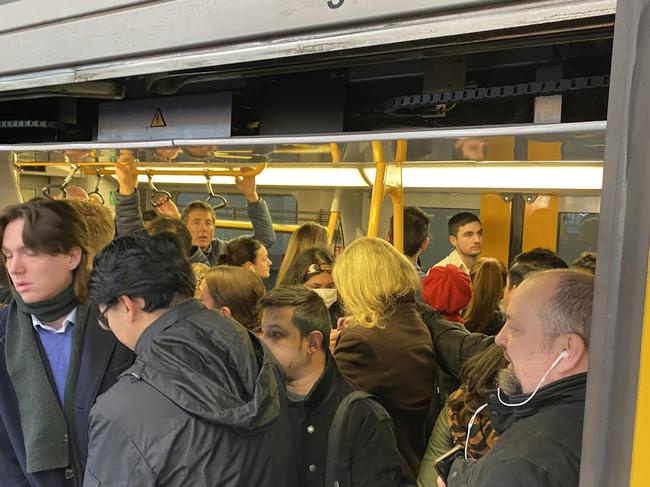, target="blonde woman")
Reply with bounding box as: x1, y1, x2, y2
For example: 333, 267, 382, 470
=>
332, 237, 437, 485
276, 222, 328, 286
199, 265, 267, 333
